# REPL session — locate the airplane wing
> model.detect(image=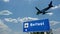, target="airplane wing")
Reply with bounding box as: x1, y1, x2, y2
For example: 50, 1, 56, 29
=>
35, 7, 42, 15
35, 7, 40, 11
